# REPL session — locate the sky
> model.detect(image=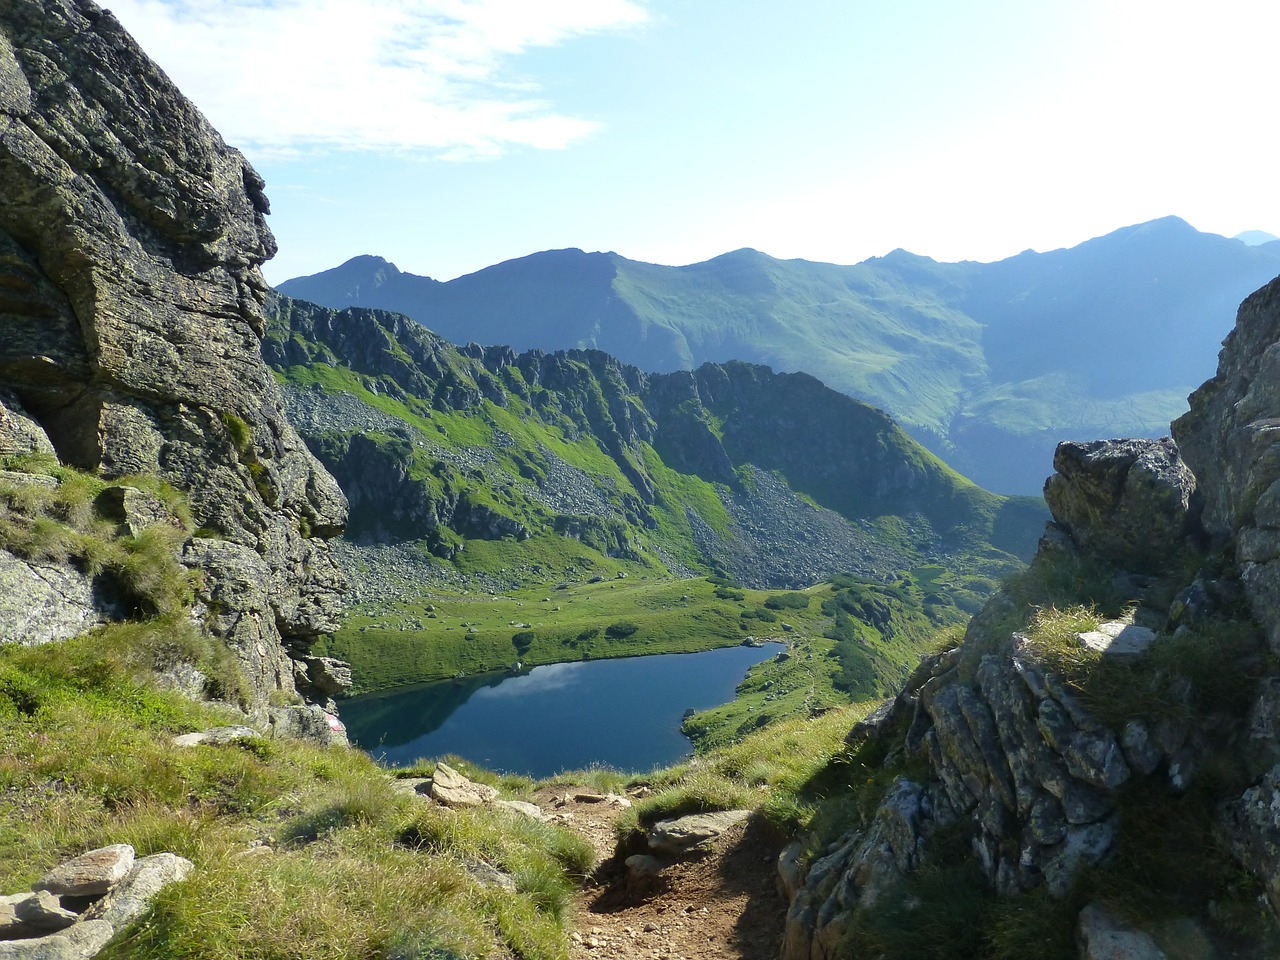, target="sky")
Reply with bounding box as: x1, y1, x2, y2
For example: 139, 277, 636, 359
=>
107, 0, 1280, 285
